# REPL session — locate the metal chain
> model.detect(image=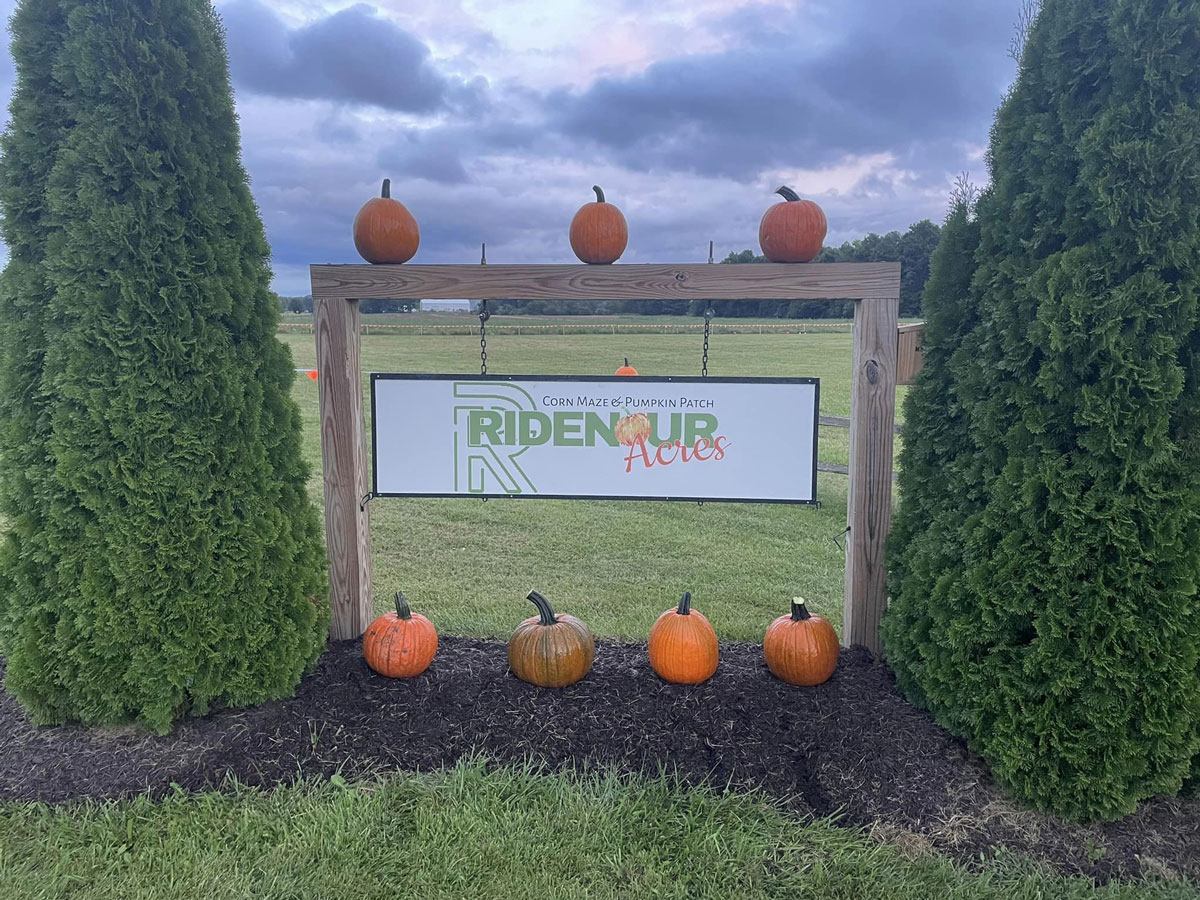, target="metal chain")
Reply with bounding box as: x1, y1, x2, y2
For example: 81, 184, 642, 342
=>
701, 306, 715, 377
479, 299, 490, 375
